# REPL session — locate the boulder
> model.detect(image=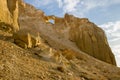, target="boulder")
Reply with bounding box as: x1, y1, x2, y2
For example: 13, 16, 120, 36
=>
13, 29, 42, 49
